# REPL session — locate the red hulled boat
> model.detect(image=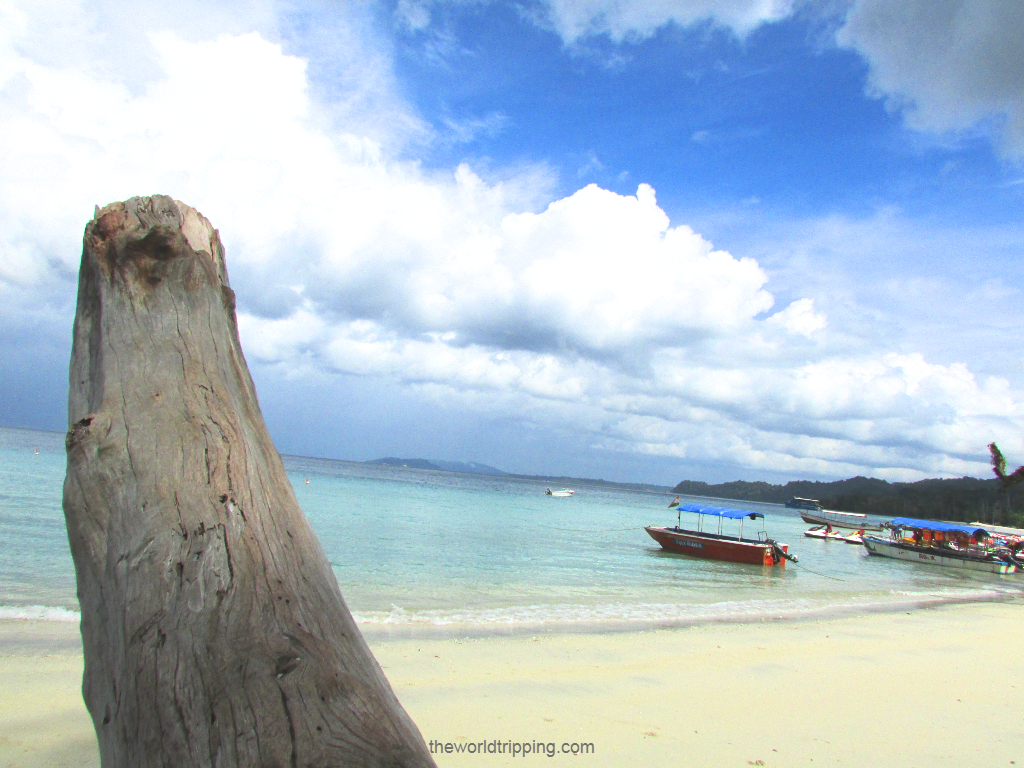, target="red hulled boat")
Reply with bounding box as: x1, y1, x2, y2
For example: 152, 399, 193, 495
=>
645, 503, 796, 568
